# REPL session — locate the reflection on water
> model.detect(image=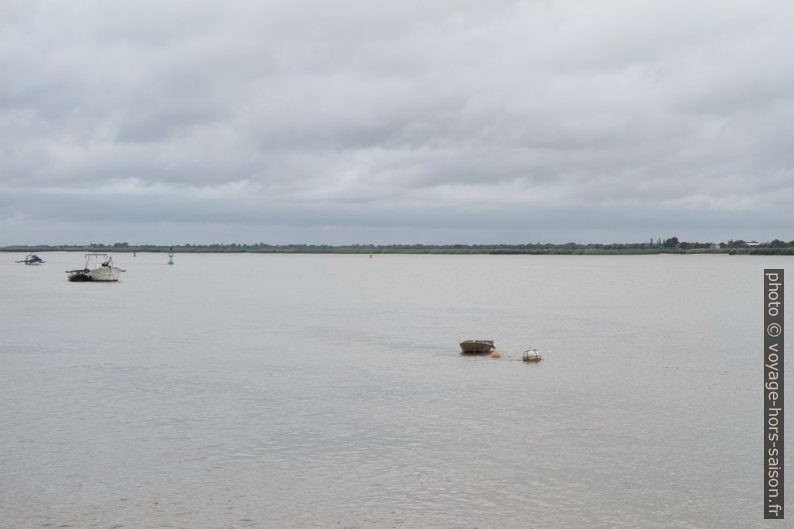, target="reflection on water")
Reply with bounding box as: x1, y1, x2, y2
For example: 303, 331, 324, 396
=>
0, 253, 788, 528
